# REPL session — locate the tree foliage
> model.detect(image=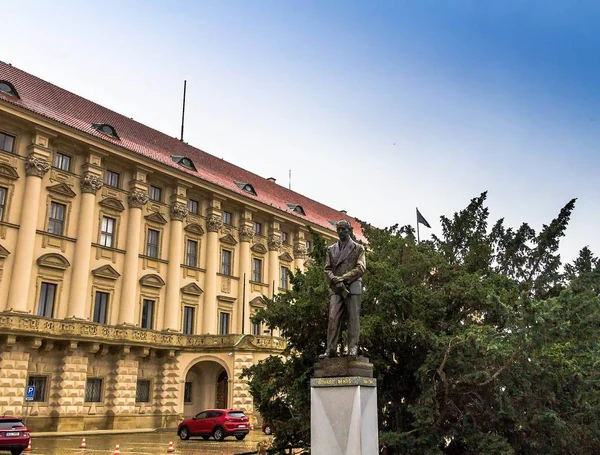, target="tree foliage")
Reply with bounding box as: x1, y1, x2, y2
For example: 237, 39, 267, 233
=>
243, 194, 600, 454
